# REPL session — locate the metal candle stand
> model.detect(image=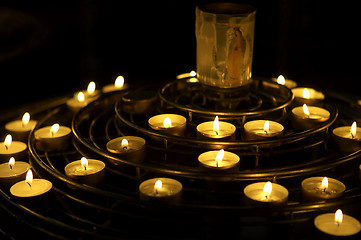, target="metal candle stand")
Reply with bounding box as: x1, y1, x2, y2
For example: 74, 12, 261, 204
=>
0, 77, 361, 239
